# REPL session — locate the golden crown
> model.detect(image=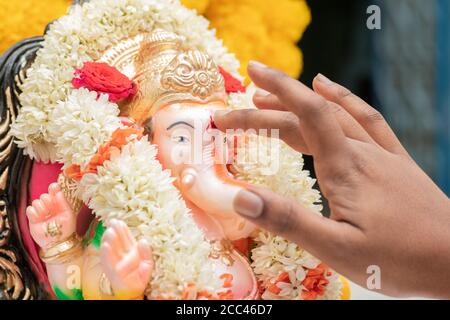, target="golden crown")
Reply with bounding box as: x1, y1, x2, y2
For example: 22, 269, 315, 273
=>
99, 29, 226, 124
